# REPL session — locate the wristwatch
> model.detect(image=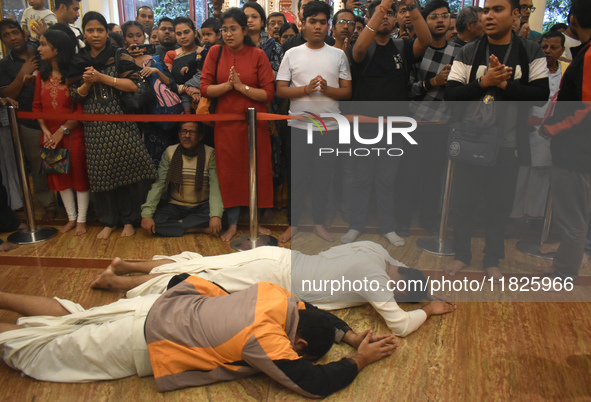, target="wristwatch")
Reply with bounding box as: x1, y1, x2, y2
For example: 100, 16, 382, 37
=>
406, 3, 418, 12
244, 85, 251, 94
60, 125, 71, 135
